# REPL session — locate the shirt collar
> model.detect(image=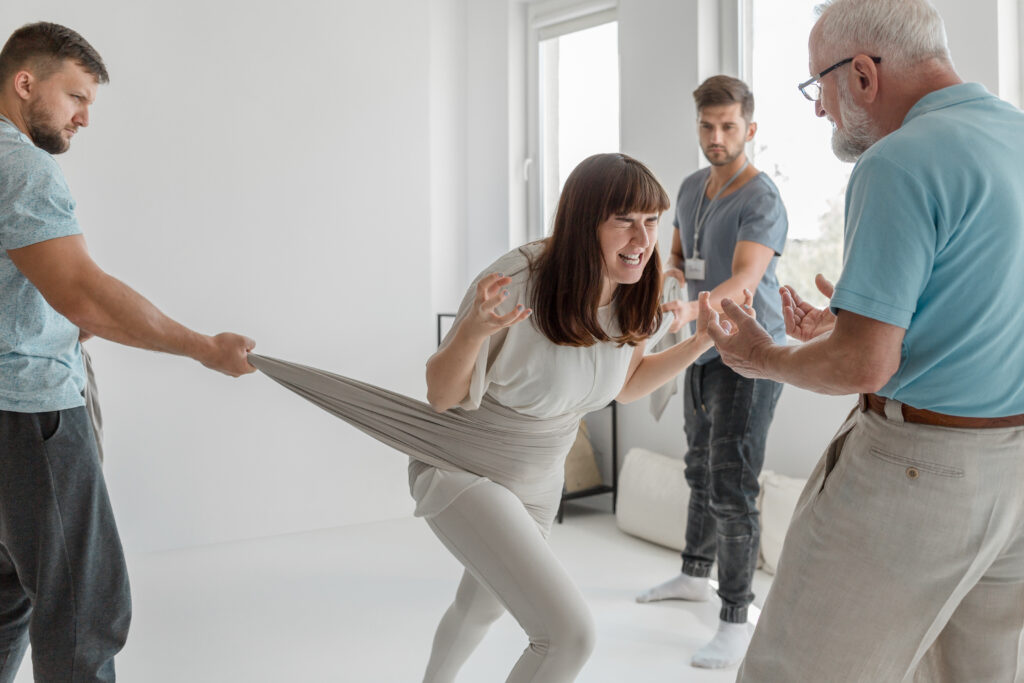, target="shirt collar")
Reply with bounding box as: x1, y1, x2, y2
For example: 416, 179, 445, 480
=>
0, 114, 34, 145
903, 82, 991, 126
